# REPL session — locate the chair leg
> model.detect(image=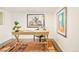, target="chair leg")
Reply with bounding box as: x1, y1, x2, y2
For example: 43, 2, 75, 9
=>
39, 37, 41, 42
